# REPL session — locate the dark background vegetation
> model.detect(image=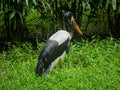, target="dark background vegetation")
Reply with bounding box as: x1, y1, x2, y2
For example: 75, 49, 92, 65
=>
0, 0, 120, 50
